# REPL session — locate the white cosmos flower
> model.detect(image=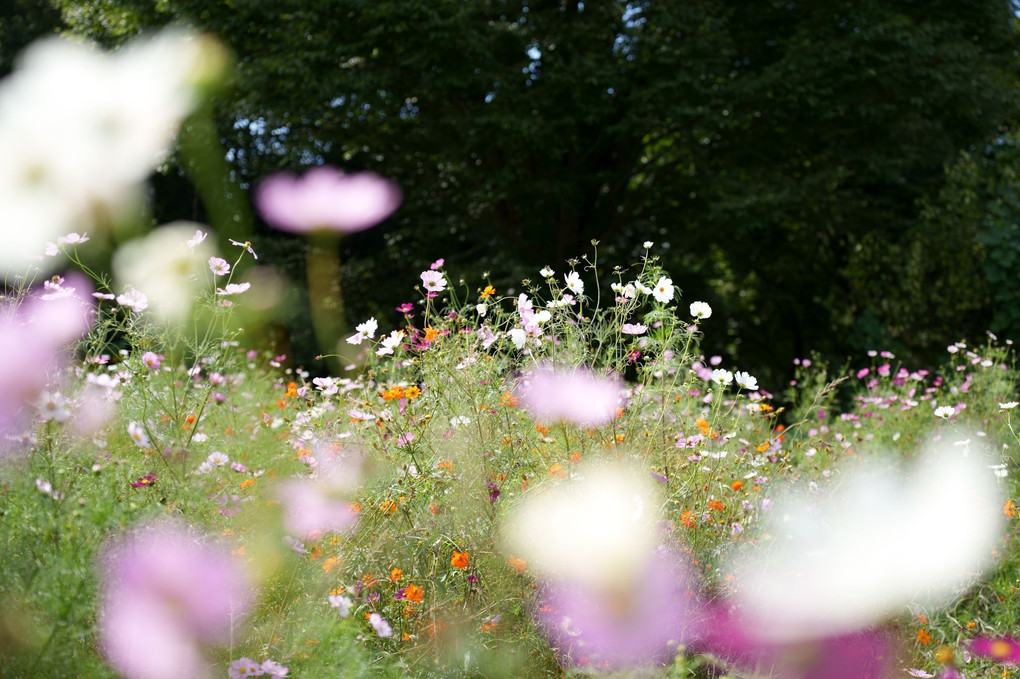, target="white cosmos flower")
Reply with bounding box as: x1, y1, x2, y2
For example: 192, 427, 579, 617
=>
502, 462, 660, 588
651, 276, 674, 303
127, 421, 150, 449
934, 405, 956, 419
690, 301, 712, 319
216, 282, 251, 296
476, 303, 487, 317
564, 271, 584, 295
734, 371, 758, 391
726, 434, 1004, 642
346, 317, 378, 345
999, 401, 1018, 411
376, 330, 404, 357
643, 241, 653, 248
508, 328, 527, 349
540, 266, 554, 278
710, 369, 733, 386
0, 30, 216, 272
420, 270, 446, 293
116, 289, 148, 313
114, 222, 218, 322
